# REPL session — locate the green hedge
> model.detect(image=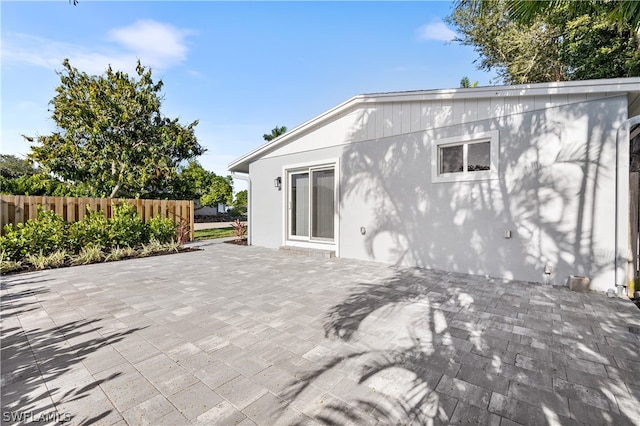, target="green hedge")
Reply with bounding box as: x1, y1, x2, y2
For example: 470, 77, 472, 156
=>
1, 202, 177, 262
